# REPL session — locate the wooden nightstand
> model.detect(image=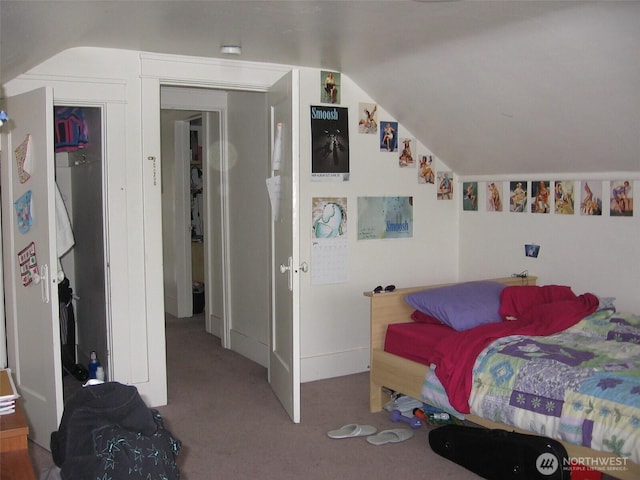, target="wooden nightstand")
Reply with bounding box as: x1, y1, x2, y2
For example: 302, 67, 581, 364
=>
0, 401, 36, 480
